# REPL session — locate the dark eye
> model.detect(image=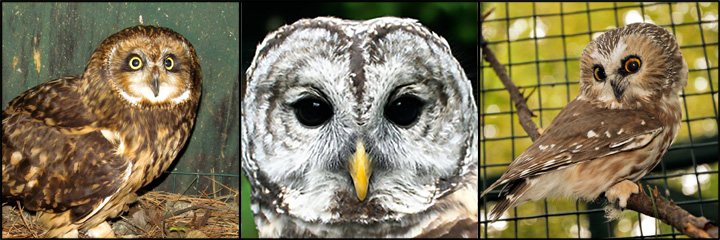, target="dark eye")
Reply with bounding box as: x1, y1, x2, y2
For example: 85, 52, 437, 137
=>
593, 66, 606, 82
164, 57, 174, 70
129, 56, 142, 70
624, 57, 641, 73
384, 95, 424, 127
292, 97, 333, 127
